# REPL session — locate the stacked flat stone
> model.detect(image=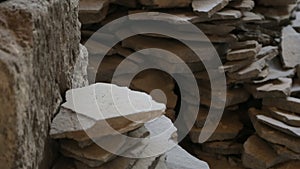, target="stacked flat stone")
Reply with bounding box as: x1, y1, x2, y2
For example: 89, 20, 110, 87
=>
77, 0, 300, 168
50, 83, 209, 169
